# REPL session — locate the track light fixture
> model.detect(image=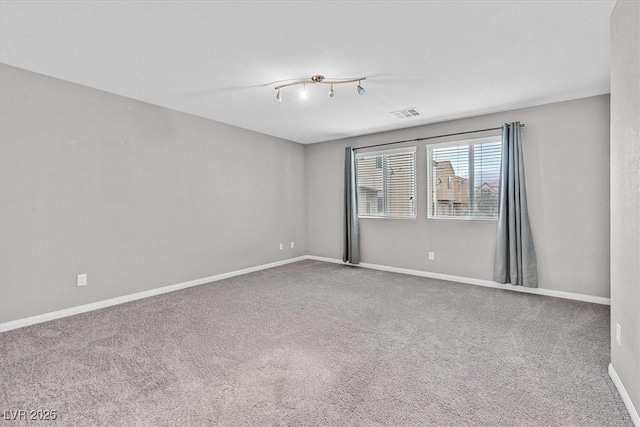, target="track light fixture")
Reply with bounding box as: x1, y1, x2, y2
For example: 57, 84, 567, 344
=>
274, 74, 366, 101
